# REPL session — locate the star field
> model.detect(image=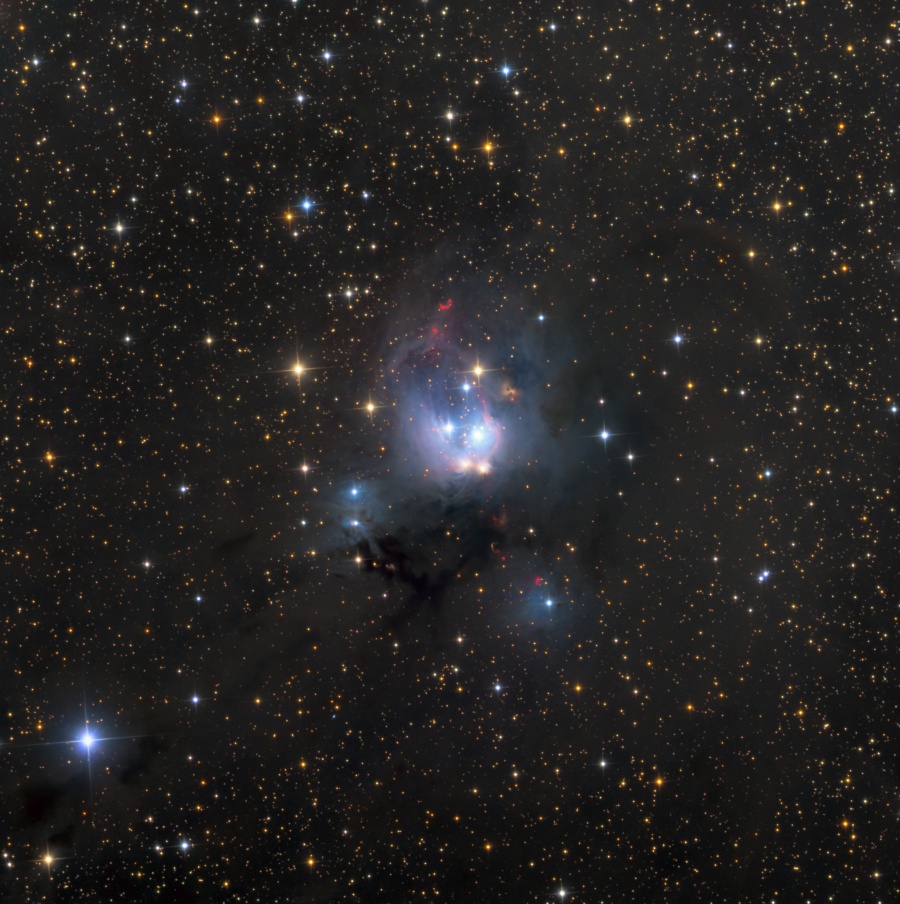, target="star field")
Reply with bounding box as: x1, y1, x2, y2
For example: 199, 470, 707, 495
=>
2, 2, 899, 902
